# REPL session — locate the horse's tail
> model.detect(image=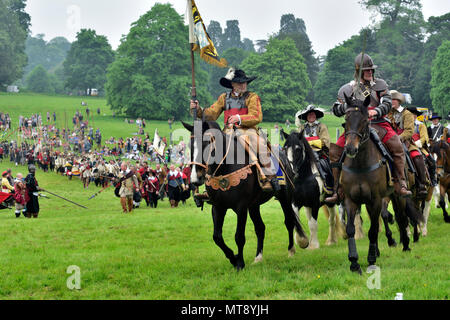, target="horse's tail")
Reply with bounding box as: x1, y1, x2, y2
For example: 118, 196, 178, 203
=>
405, 197, 425, 225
